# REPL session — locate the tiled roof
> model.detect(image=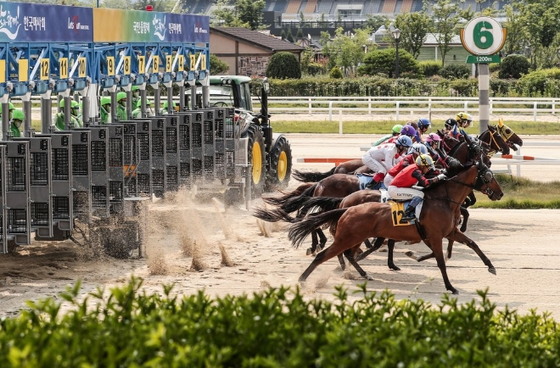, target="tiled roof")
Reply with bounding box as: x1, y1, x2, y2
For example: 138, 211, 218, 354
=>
211, 27, 304, 52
